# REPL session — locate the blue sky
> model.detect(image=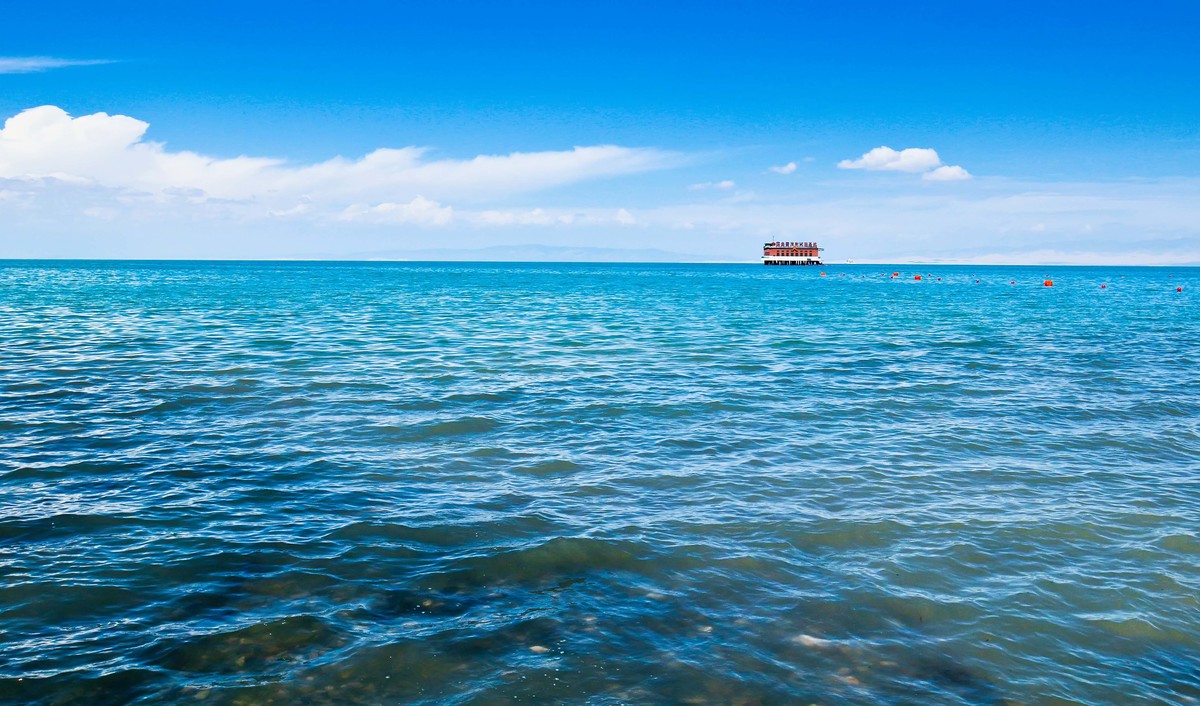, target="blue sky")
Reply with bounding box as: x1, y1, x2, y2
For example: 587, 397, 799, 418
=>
2, 1, 1199, 262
